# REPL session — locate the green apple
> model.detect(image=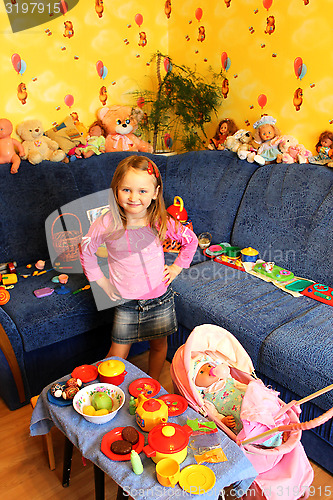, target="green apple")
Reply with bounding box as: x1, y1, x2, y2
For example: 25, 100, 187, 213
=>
91, 392, 113, 411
